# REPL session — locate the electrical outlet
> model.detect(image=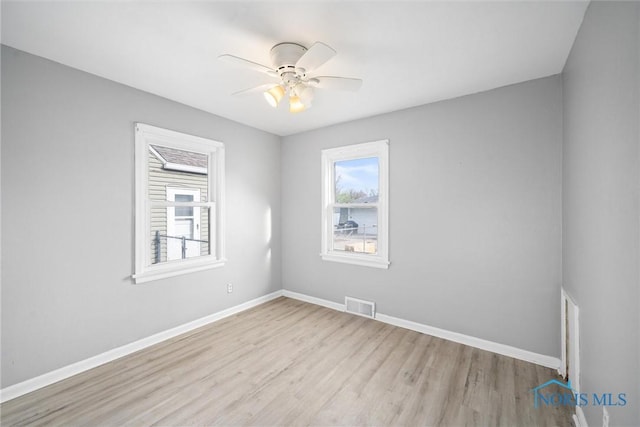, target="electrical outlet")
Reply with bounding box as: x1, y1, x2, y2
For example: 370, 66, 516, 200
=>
603, 407, 610, 427
227, 283, 233, 293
